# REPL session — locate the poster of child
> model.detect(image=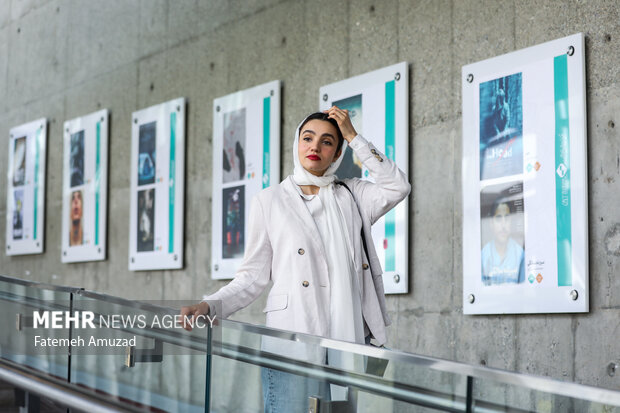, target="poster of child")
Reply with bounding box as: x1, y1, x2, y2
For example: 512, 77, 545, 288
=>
480, 181, 525, 285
